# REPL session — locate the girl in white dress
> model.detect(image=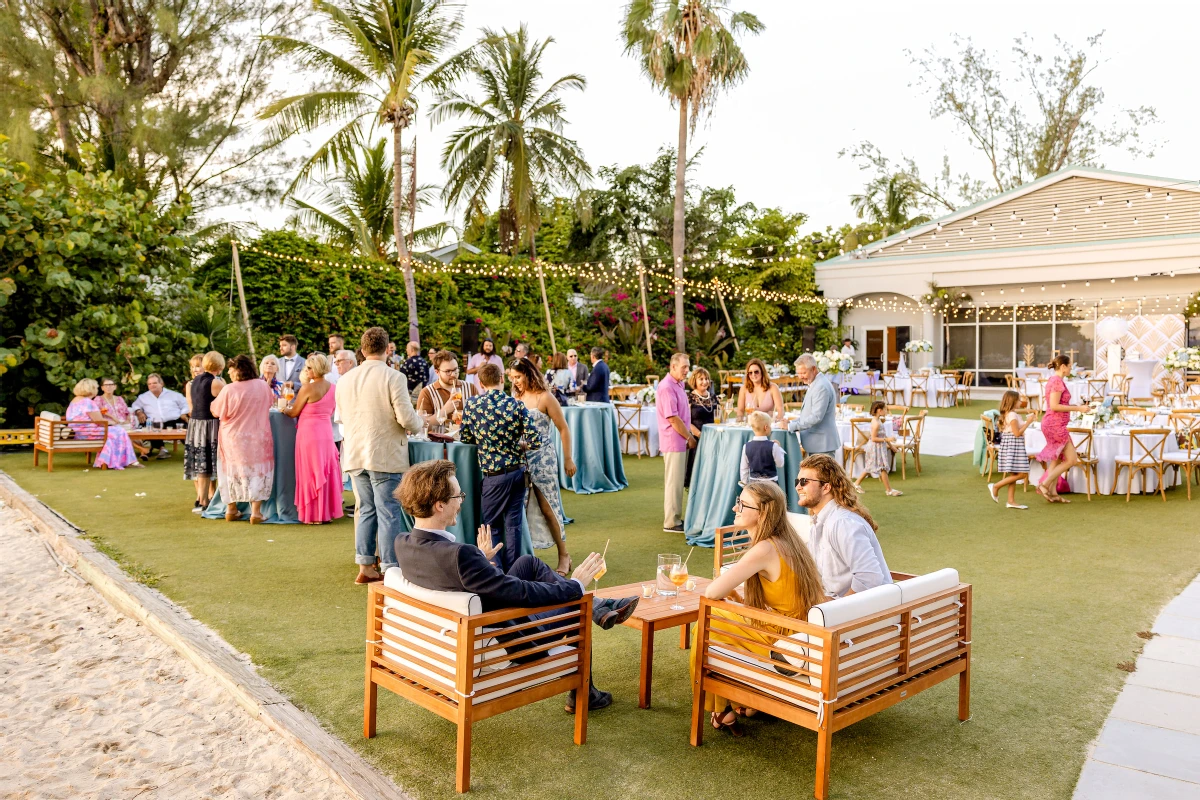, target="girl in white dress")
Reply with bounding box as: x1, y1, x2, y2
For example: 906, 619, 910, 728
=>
852, 401, 903, 497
